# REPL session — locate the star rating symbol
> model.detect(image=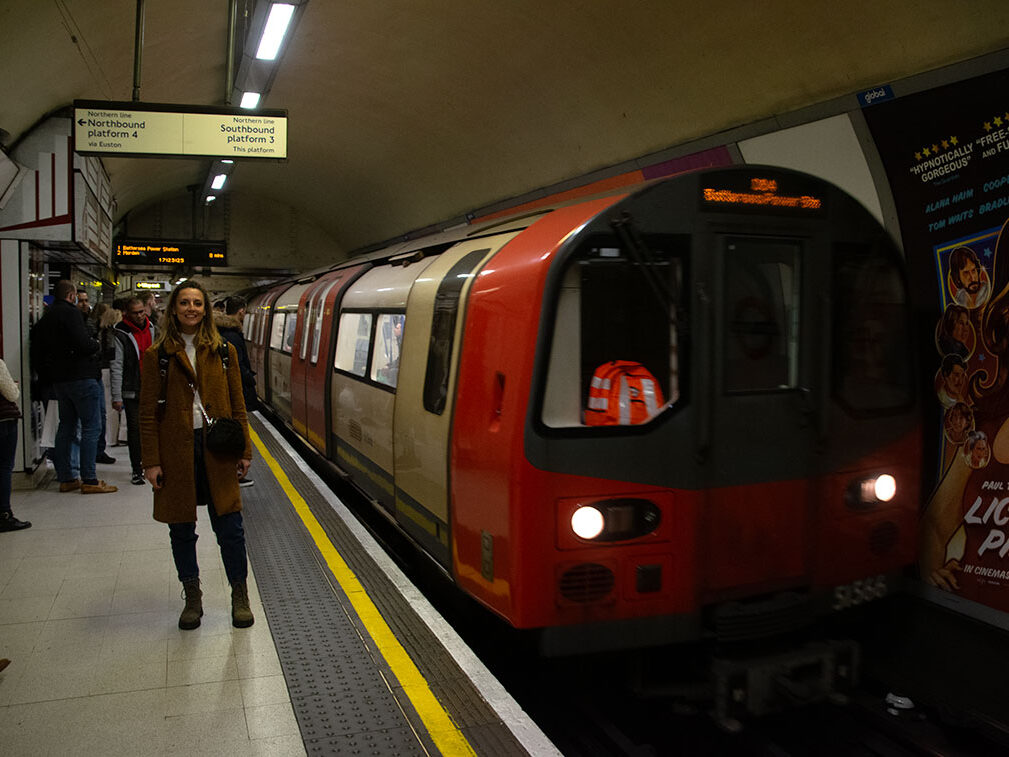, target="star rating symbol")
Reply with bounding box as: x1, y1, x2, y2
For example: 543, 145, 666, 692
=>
996, 116, 1005, 128
984, 121, 993, 132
